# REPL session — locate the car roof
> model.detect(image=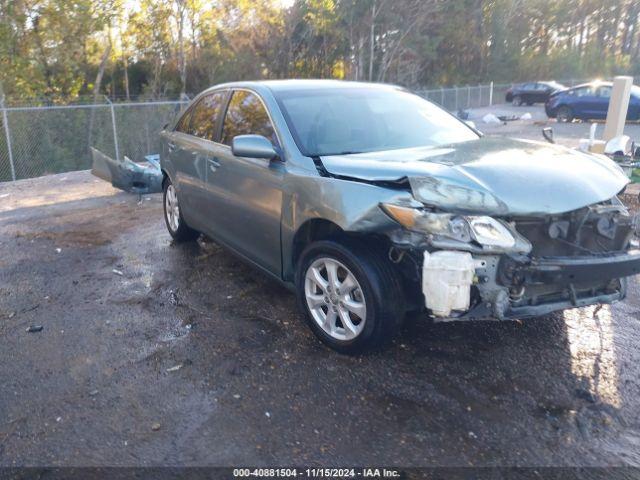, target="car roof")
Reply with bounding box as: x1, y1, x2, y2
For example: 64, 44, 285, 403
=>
198, 79, 404, 96
571, 81, 613, 89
